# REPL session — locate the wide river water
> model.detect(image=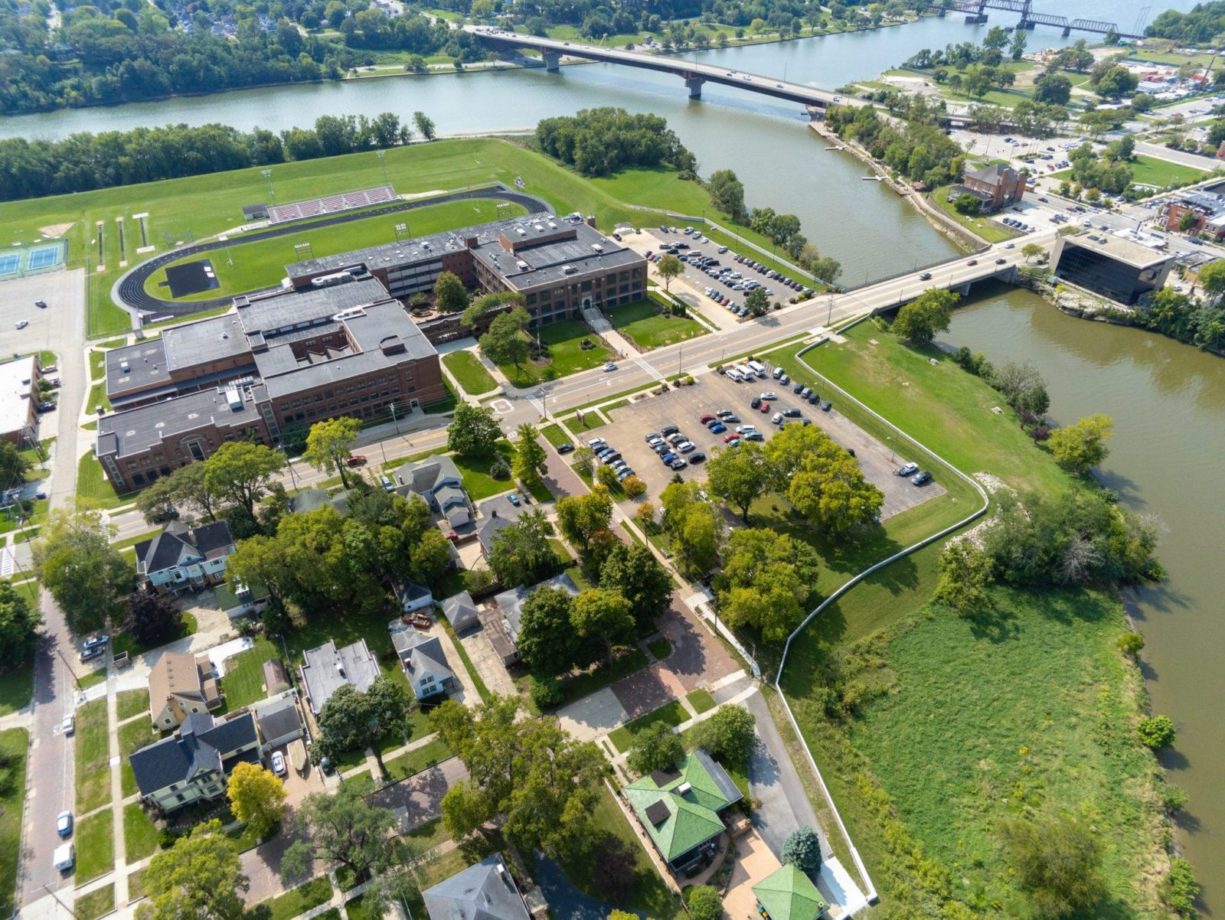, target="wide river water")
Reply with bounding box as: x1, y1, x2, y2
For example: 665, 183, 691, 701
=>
7, 0, 1220, 910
